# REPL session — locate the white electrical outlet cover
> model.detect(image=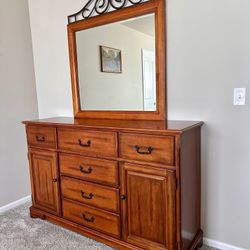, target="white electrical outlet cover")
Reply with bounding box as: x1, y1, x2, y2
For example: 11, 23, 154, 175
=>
234, 88, 246, 105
